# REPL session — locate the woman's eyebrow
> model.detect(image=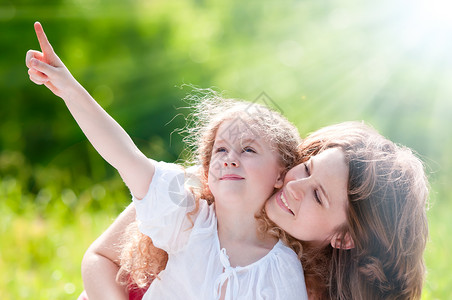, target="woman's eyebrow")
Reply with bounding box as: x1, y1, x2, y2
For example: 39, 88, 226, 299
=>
311, 159, 331, 206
